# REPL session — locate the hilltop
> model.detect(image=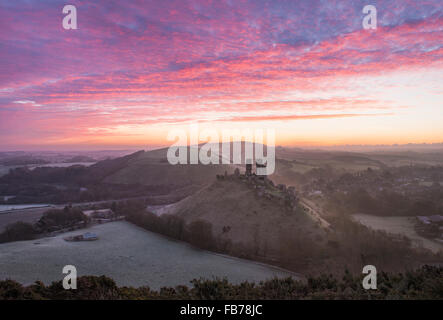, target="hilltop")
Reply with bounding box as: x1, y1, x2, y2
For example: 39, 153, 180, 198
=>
103, 147, 234, 190
155, 171, 331, 272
